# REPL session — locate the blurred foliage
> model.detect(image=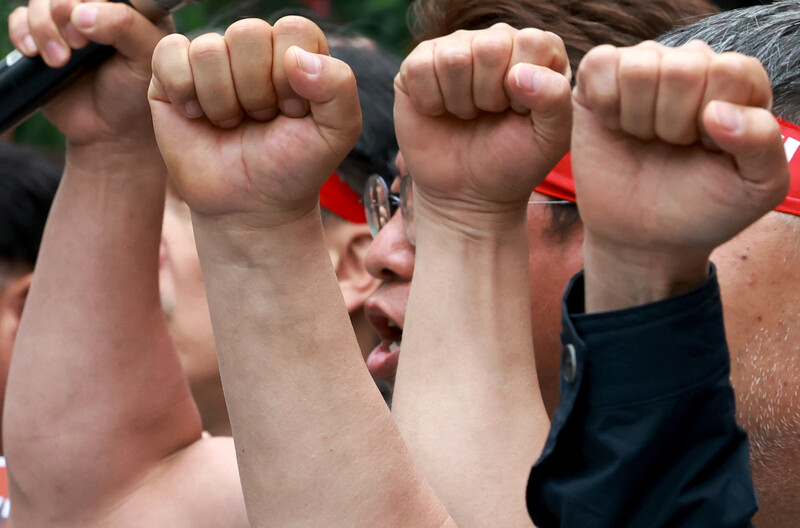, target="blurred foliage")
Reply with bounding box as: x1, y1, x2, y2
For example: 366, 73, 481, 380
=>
0, 0, 414, 151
